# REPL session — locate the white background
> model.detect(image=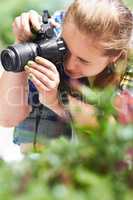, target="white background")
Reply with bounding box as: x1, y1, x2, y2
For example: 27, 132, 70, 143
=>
0, 127, 23, 162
